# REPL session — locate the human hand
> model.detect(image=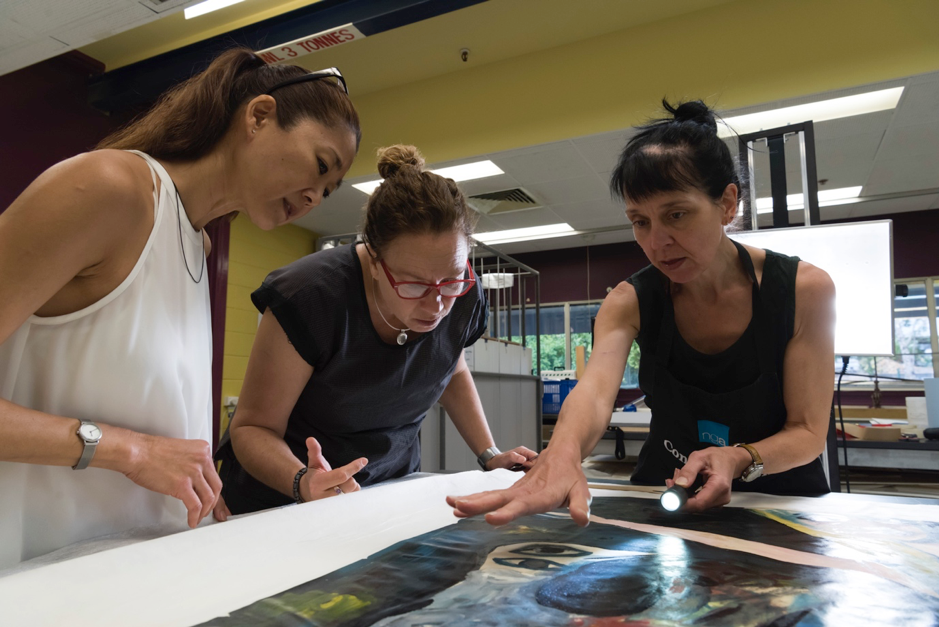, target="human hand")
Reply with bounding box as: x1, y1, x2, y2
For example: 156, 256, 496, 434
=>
300, 437, 368, 502
665, 446, 749, 513
213, 494, 231, 522
122, 434, 222, 529
447, 442, 591, 527
485, 446, 539, 471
